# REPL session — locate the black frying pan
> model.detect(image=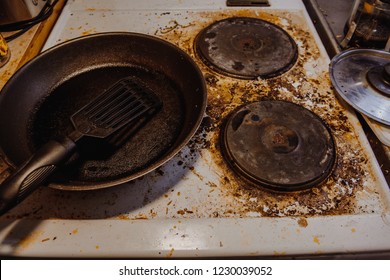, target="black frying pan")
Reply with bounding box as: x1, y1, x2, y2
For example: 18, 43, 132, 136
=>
0, 32, 207, 191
